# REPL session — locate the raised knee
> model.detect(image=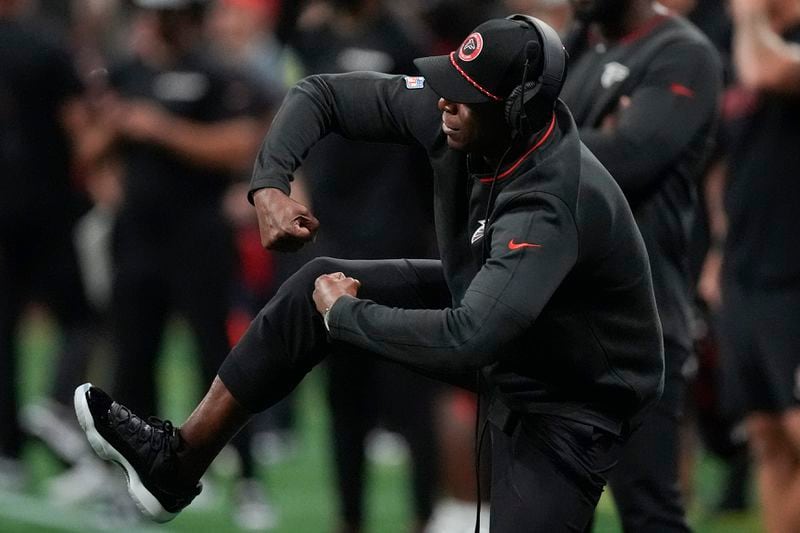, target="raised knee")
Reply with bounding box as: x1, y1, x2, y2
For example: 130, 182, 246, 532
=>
285, 256, 343, 291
